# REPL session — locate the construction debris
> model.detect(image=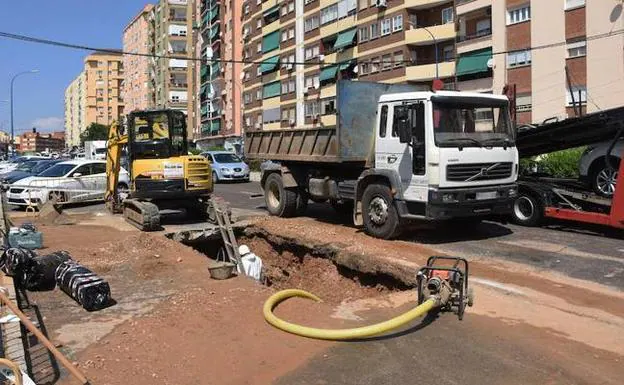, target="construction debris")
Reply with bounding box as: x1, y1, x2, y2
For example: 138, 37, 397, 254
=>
56, 260, 112, 311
